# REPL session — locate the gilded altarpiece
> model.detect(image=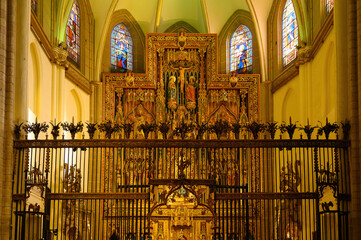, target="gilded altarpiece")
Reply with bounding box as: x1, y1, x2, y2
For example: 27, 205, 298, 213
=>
103, 32, 260, 239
